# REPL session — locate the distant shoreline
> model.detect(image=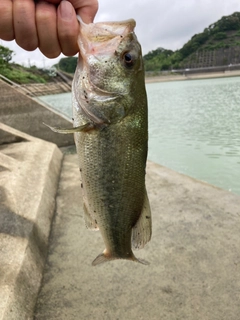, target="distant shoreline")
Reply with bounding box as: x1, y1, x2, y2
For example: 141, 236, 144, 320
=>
145, 70, 240, 83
